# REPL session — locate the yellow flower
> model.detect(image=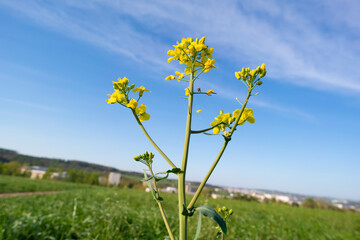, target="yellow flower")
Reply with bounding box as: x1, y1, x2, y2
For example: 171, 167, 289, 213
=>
206, 89, 216, 96
222, 113, 232, 125
233, 108, 255, 125
185, 88, 190, 96
175, 71, 185, 81
106, 90, 124, 104
166, 37, 213, 68
138, 112, 150, 122
135, 104, 147, 115
196, 109, 202, 113
112, 77, 129, 90
167, 50, 175, 56
235, 71, 242, 80
133, 86, 151, 97
213, 127, 220, 134
165, 75, 176, 80
126, 98, 138, 109
203, 58, 216, 73
250, 69, 257, 77
260, 63, 266, 78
